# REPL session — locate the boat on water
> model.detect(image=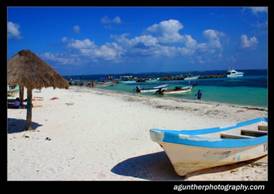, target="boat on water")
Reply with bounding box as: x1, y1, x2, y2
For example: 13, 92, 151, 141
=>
159, 86, 192, 95
97, 81, 115, 87
226, 69, 244, 78
119, 75, 136, 84
146, 78, 160, 83
184, 75, 200, 81
150, 117, 268, 176
136, 84, 168, 93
